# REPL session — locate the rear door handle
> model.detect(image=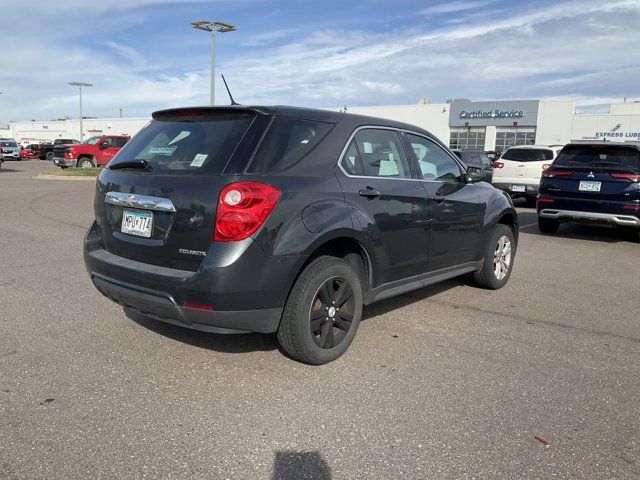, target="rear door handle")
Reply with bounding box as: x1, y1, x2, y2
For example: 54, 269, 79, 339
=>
359, 187, 380, 198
